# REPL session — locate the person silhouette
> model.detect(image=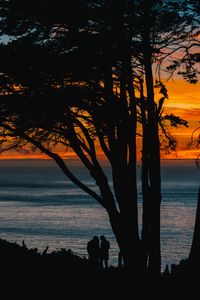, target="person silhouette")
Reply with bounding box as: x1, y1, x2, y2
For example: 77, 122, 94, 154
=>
100, 235, 110, 269
87, 236, 100, 267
